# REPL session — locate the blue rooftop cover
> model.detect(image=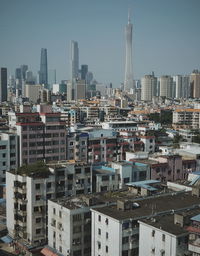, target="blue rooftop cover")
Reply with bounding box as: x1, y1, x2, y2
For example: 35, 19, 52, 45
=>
190, 176, 200, 186
191, 214, 200, 222
1, 235, 13, 243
